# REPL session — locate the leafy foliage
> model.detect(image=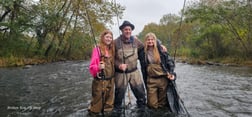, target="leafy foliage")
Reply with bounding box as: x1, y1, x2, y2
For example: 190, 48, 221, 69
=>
141, 0, 252, 61
0, 0, 124, 64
